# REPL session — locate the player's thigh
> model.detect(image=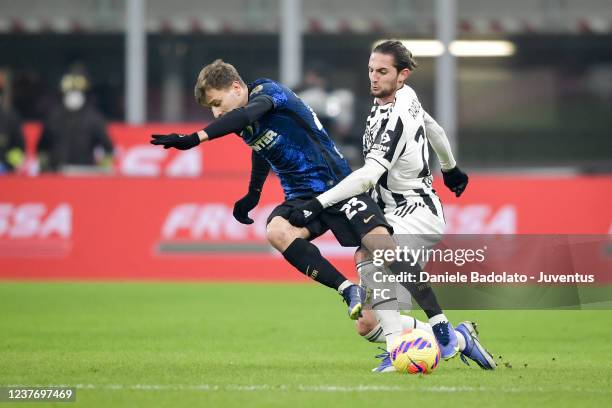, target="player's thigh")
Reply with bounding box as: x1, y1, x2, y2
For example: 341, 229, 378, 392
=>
265, 200, 327, 251
322, 193, 393, 248
396, 283, 412, 312
385, 206, 445, 250
360, 225, 397, 256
